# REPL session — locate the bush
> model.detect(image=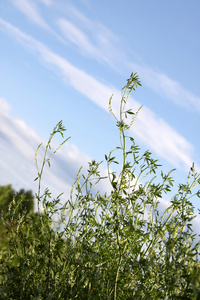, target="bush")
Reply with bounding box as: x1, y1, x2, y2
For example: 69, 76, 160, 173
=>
0, 73, 200, 299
